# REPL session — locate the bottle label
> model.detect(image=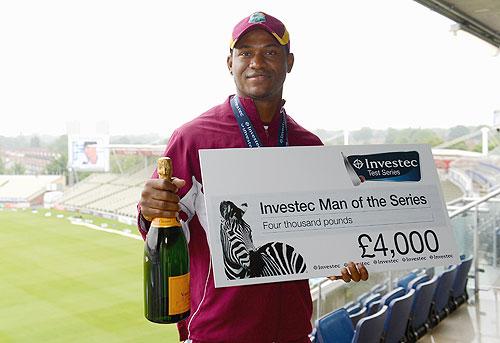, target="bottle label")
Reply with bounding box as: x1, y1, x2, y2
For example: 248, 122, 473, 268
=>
168, 273, 190, 315
152, 217, 180, 228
